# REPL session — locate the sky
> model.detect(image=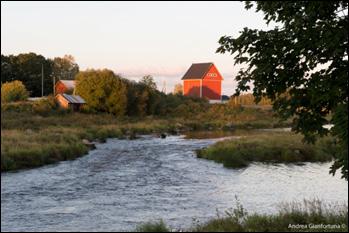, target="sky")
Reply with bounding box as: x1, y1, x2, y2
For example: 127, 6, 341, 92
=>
1, 1, 272, 95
